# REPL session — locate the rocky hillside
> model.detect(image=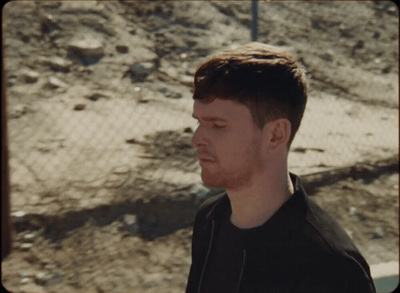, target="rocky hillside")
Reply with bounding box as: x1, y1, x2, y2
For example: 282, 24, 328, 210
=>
4, 1, 398, 107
